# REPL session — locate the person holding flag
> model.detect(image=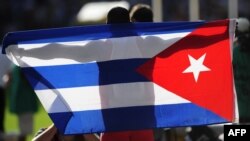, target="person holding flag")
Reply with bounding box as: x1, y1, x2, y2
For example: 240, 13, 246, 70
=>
233, 17, 250, 123
100, 7, 154, 141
